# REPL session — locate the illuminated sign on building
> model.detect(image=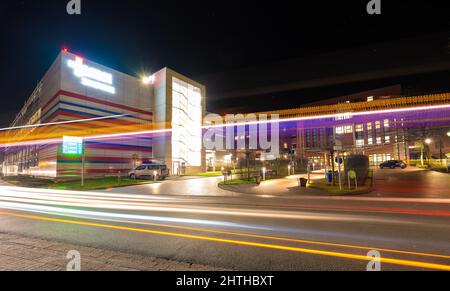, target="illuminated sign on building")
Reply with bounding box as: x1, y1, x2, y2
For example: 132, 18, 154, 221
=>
63, 136, 83, 155
67, 56, 116, 94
